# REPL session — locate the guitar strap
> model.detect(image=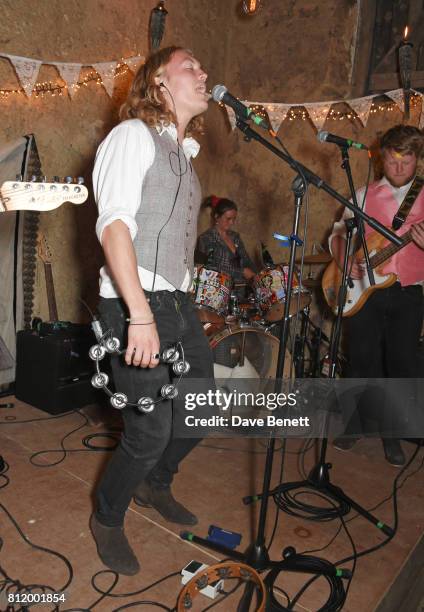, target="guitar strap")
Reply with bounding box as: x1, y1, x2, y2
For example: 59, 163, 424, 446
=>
392, 174, 424, 230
